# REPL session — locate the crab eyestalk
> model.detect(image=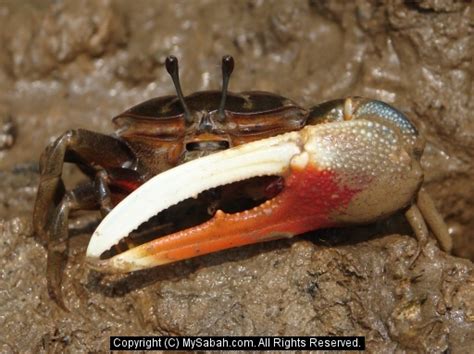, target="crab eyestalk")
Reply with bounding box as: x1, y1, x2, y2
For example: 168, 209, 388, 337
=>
86, 98, 423, 273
